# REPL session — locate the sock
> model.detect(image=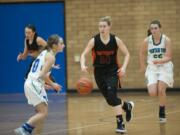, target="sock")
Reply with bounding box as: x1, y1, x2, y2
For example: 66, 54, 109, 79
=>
116, 115, 123, 124
159, 106, 165, 118
160, 106, 165, 111
159, 106, 165, 113
22, 123, 34, 133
